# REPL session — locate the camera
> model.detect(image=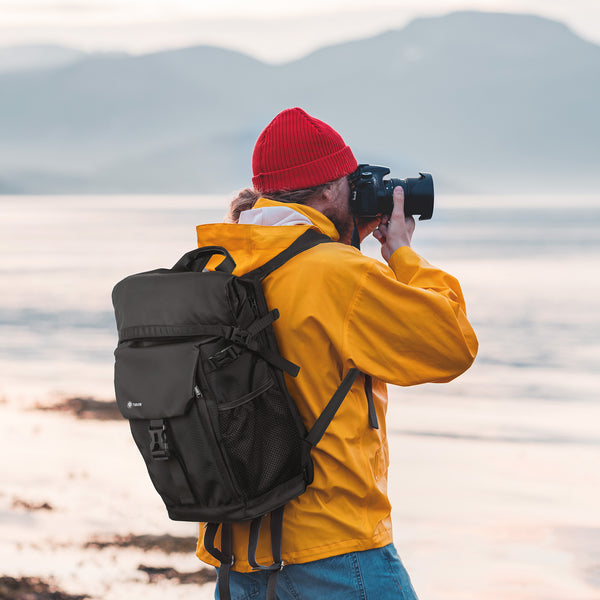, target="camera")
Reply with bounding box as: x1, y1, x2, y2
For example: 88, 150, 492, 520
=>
349, 164, 434, 220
